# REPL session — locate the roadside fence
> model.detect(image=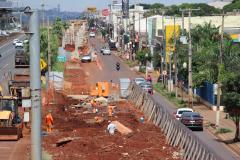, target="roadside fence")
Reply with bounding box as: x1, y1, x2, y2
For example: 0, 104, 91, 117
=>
128, 83, 223, 160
